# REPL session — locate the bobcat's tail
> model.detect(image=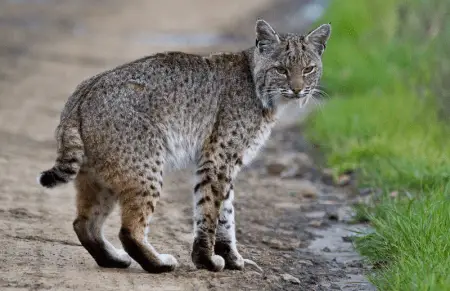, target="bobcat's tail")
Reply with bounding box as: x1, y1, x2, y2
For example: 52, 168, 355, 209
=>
38, 122, 84, 188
